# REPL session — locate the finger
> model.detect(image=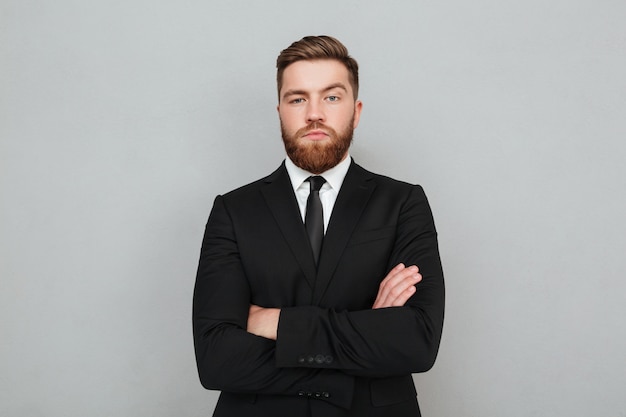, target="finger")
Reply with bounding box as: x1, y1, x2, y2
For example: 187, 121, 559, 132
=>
373, 264, 419, 308
374, 272, 421, 309
387, 263, 408, 279
389, 283, 417, 307
375, 280, 417, 308
374, 268, 411, 308
378, 265, 419, 297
